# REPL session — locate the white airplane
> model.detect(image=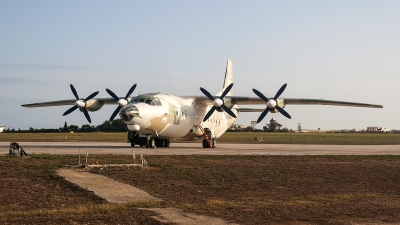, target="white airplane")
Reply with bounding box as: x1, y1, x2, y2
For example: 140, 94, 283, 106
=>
0, 126, 6, 133
22, 60, 383, 148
